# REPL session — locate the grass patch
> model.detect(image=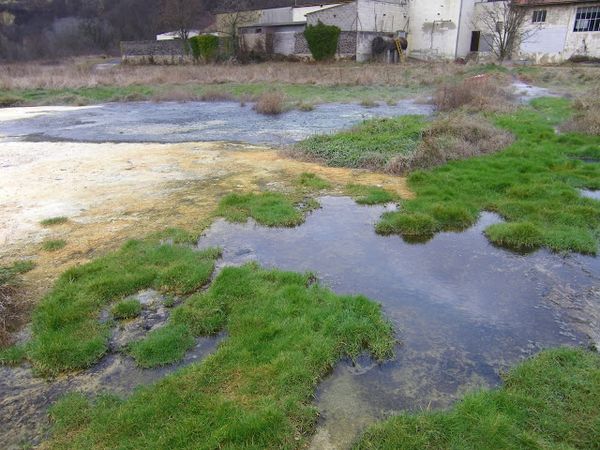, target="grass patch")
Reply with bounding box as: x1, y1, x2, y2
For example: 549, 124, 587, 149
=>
0, 344, 27, 366
375, 98, 600, 254
48, 264, 394, 448
42, 239, 67, 252
355, 348, 600, 450
27, 239, 220, 375
40, 216, 69, 226
128, 324, 194, 368
346, 184, 396, 205
216, 192, 306, 227
111, 299, 142, 320
295, 115, 426, 170
296, 172, 331, 190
